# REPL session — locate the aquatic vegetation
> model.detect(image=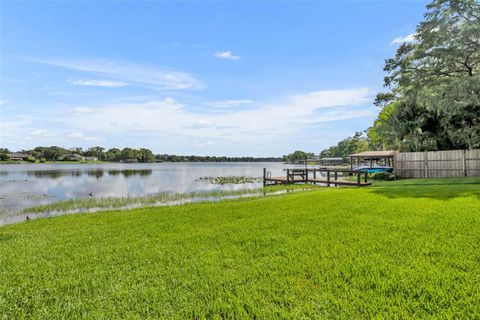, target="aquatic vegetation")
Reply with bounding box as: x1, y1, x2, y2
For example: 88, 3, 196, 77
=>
196, 175, 262, 184
21, 185, 317, 215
